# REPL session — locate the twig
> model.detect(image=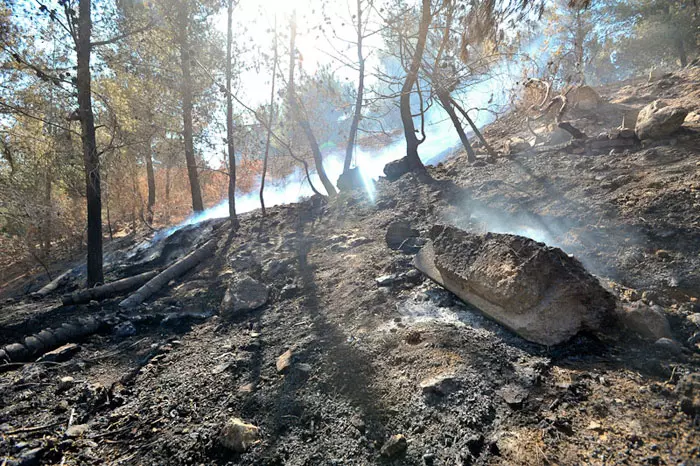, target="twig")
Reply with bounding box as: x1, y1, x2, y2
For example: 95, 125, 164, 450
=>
4, 421, 63, 435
